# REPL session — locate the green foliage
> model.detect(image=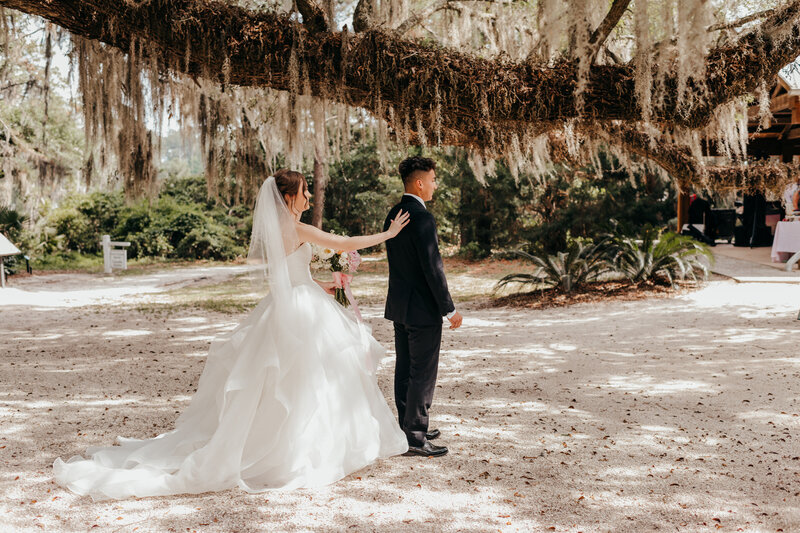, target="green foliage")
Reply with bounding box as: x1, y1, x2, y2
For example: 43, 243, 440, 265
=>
457, 241, 489, 261
117, 192, 245, 261
21, 174, 249, 266
321, 136, 404, 240
436, 149, 532, 256
45, 191, 122, 254
175, 227, 239, 260
609, 229, 713, 286
495, 229, 713, 296
0, 205, 27, 241
0, 14, 84, 206
521, 153, 676, 255
161, 173, 213, 206
318, 141, 676, 267
495, 238, 614, 294
29, 251, 104, 272
0, 207, 27, 274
